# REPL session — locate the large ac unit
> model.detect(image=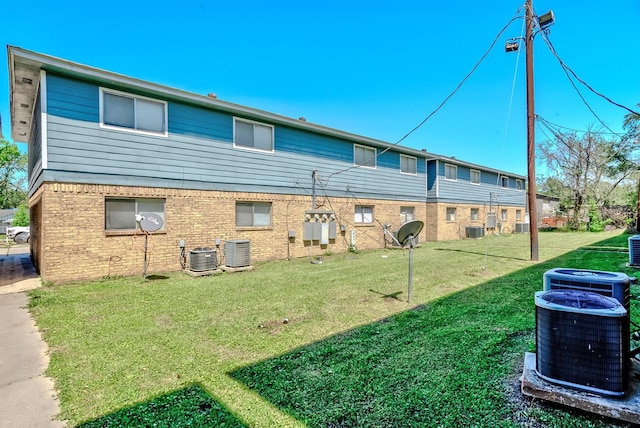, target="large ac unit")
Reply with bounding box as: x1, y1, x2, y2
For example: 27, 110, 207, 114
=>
189, 247, 217, 271
543, 268, 631, 311
225, 239, 251, 268
628, 235, 640, 266
465, 226, 484, 239
535, 290, 629, 397
515, 223, 529, 233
